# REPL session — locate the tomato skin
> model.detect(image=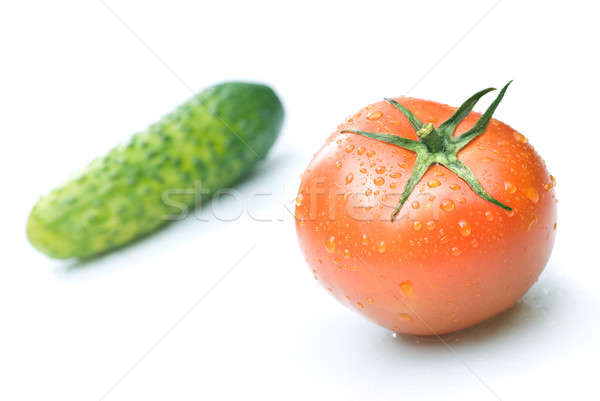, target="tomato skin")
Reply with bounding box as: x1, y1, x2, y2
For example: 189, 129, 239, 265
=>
295, 97, 557, 335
